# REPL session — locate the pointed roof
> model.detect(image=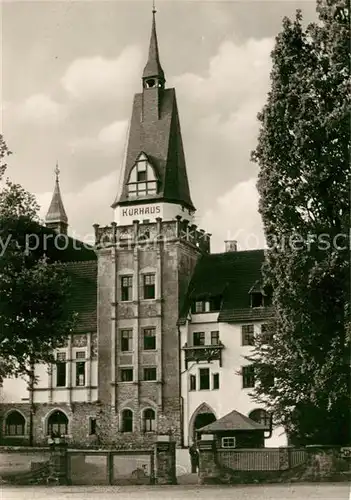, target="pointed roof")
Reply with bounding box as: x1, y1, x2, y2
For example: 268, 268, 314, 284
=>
45, 163, 68, 224
199, 410, 267, 433
113, 88, 195, 211
143, 8, 165, 80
